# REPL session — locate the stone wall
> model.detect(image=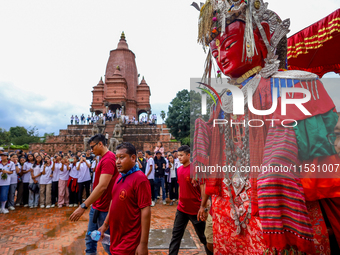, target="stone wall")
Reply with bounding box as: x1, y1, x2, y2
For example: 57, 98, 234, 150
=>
29, 142, 85, 155
29, 124, 93, 154
29, 122, 181, 154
